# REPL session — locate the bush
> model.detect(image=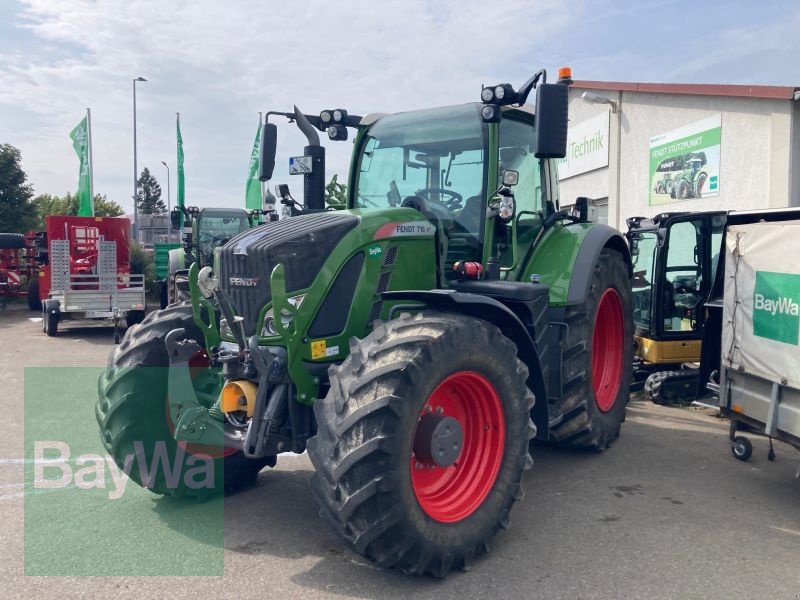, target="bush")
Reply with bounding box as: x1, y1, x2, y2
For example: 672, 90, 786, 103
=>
129, 242, 158, 299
